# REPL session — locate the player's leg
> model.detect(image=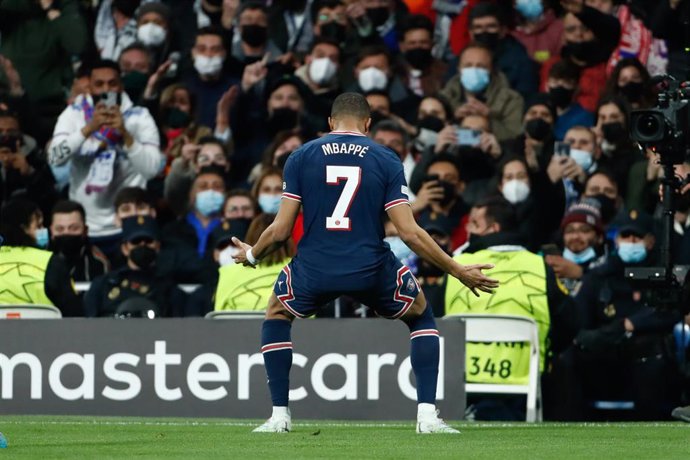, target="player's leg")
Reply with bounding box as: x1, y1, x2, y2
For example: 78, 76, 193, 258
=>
254, 293, 295, 433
